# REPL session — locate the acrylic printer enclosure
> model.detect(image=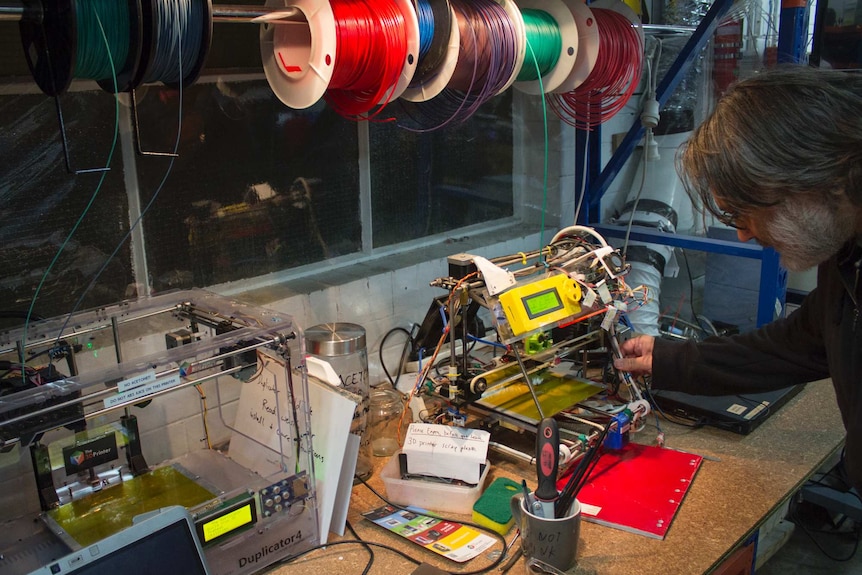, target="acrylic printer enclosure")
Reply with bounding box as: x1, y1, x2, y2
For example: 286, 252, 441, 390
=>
0, 289, 319, 575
